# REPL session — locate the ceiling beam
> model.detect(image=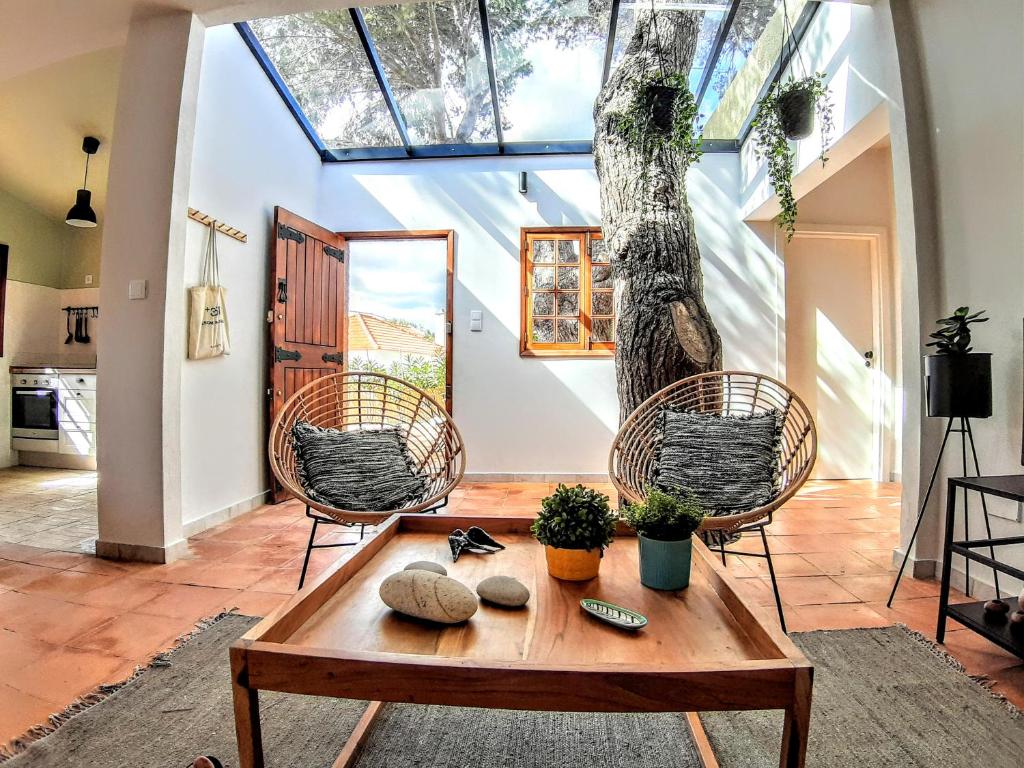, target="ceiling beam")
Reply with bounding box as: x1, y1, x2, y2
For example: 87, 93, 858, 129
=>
694, 0, 741, 109
349, 7, 412, 155
477, 0, 504, 149
600, 0, 622, 86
